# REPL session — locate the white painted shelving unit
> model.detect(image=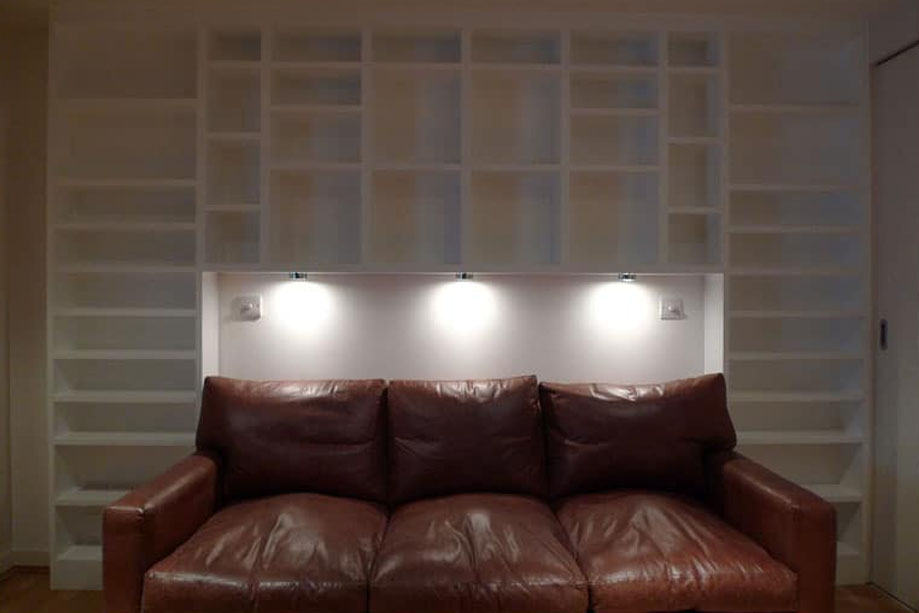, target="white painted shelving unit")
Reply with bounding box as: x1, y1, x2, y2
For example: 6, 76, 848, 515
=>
47, 11, 868, 589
